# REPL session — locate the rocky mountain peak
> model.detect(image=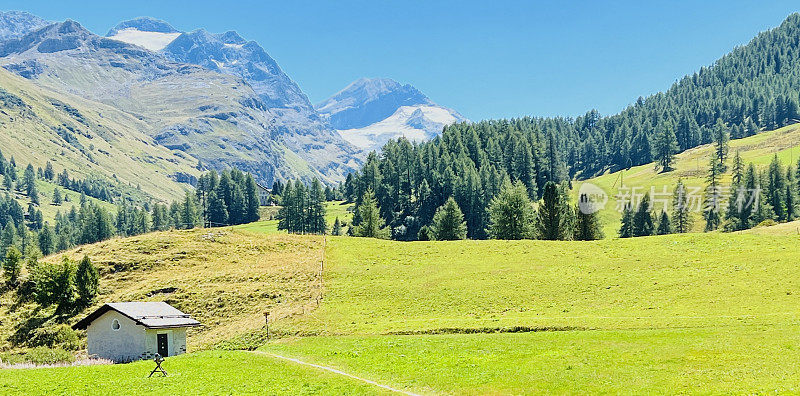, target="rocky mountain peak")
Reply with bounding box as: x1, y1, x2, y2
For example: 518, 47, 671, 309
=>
107, 17, 179, 36
0, 10, 51, 41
